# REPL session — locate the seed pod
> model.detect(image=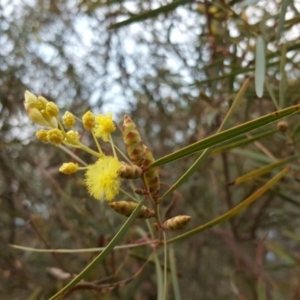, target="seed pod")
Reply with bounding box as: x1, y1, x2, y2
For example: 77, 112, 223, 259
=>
134, 188, 148, 195
122, 115, 145, 165
143, 145, 160, 200
118, 162, 143, 179
277, 121, 288, 132
109, 201, 155, 219
162, 215, 191, 230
